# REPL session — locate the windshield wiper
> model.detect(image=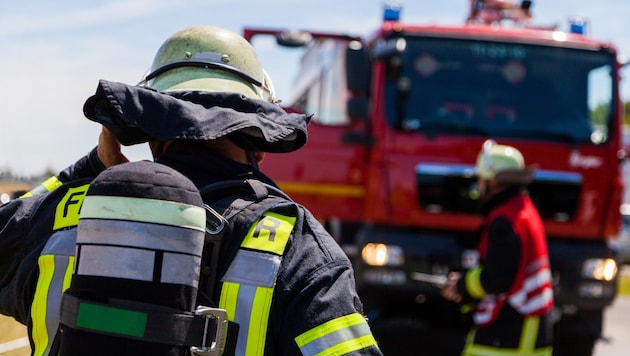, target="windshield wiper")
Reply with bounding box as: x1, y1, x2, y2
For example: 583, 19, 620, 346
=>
415, 120, 488, 136
497, 128, 584, 145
